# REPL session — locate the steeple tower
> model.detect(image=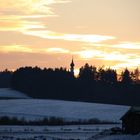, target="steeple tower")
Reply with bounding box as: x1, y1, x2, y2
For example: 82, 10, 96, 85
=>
70, 57, 75, 76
